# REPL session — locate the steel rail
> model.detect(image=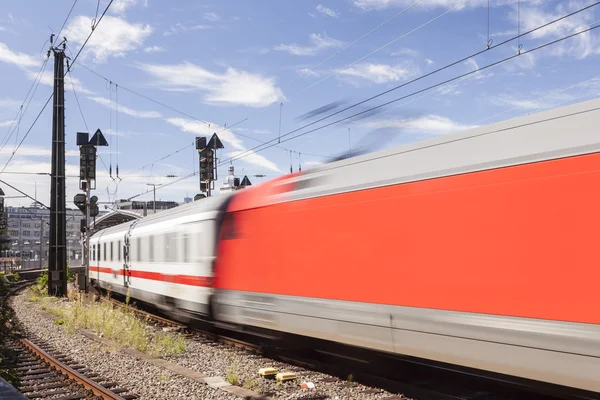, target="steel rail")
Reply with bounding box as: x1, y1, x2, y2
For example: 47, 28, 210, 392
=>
19, 338, 126, 400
